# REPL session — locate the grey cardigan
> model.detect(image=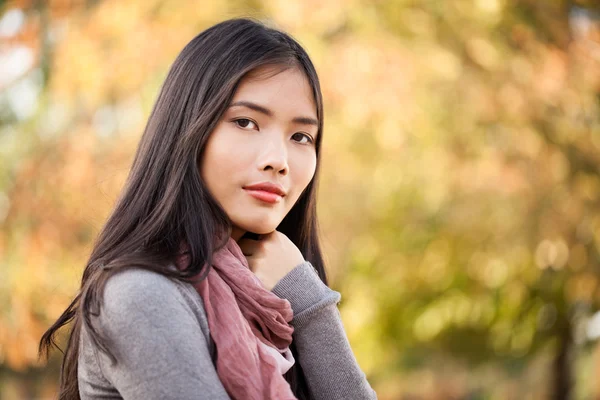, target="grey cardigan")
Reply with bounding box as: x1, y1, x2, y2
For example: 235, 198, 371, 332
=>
77, 260, 378, 399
